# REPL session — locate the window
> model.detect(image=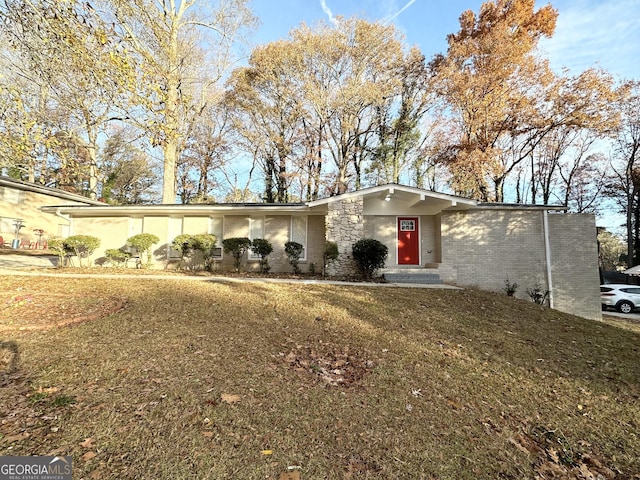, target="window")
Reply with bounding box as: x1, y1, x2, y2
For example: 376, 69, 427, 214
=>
290, 216, 307, 260
0, 217, 13, 234
129, 217, 143, 237
248, 217, 264, 260
400, 219, 416, 231
167, 217, 183, 259
57, 224, 70, 238
209, 216, 223, 259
